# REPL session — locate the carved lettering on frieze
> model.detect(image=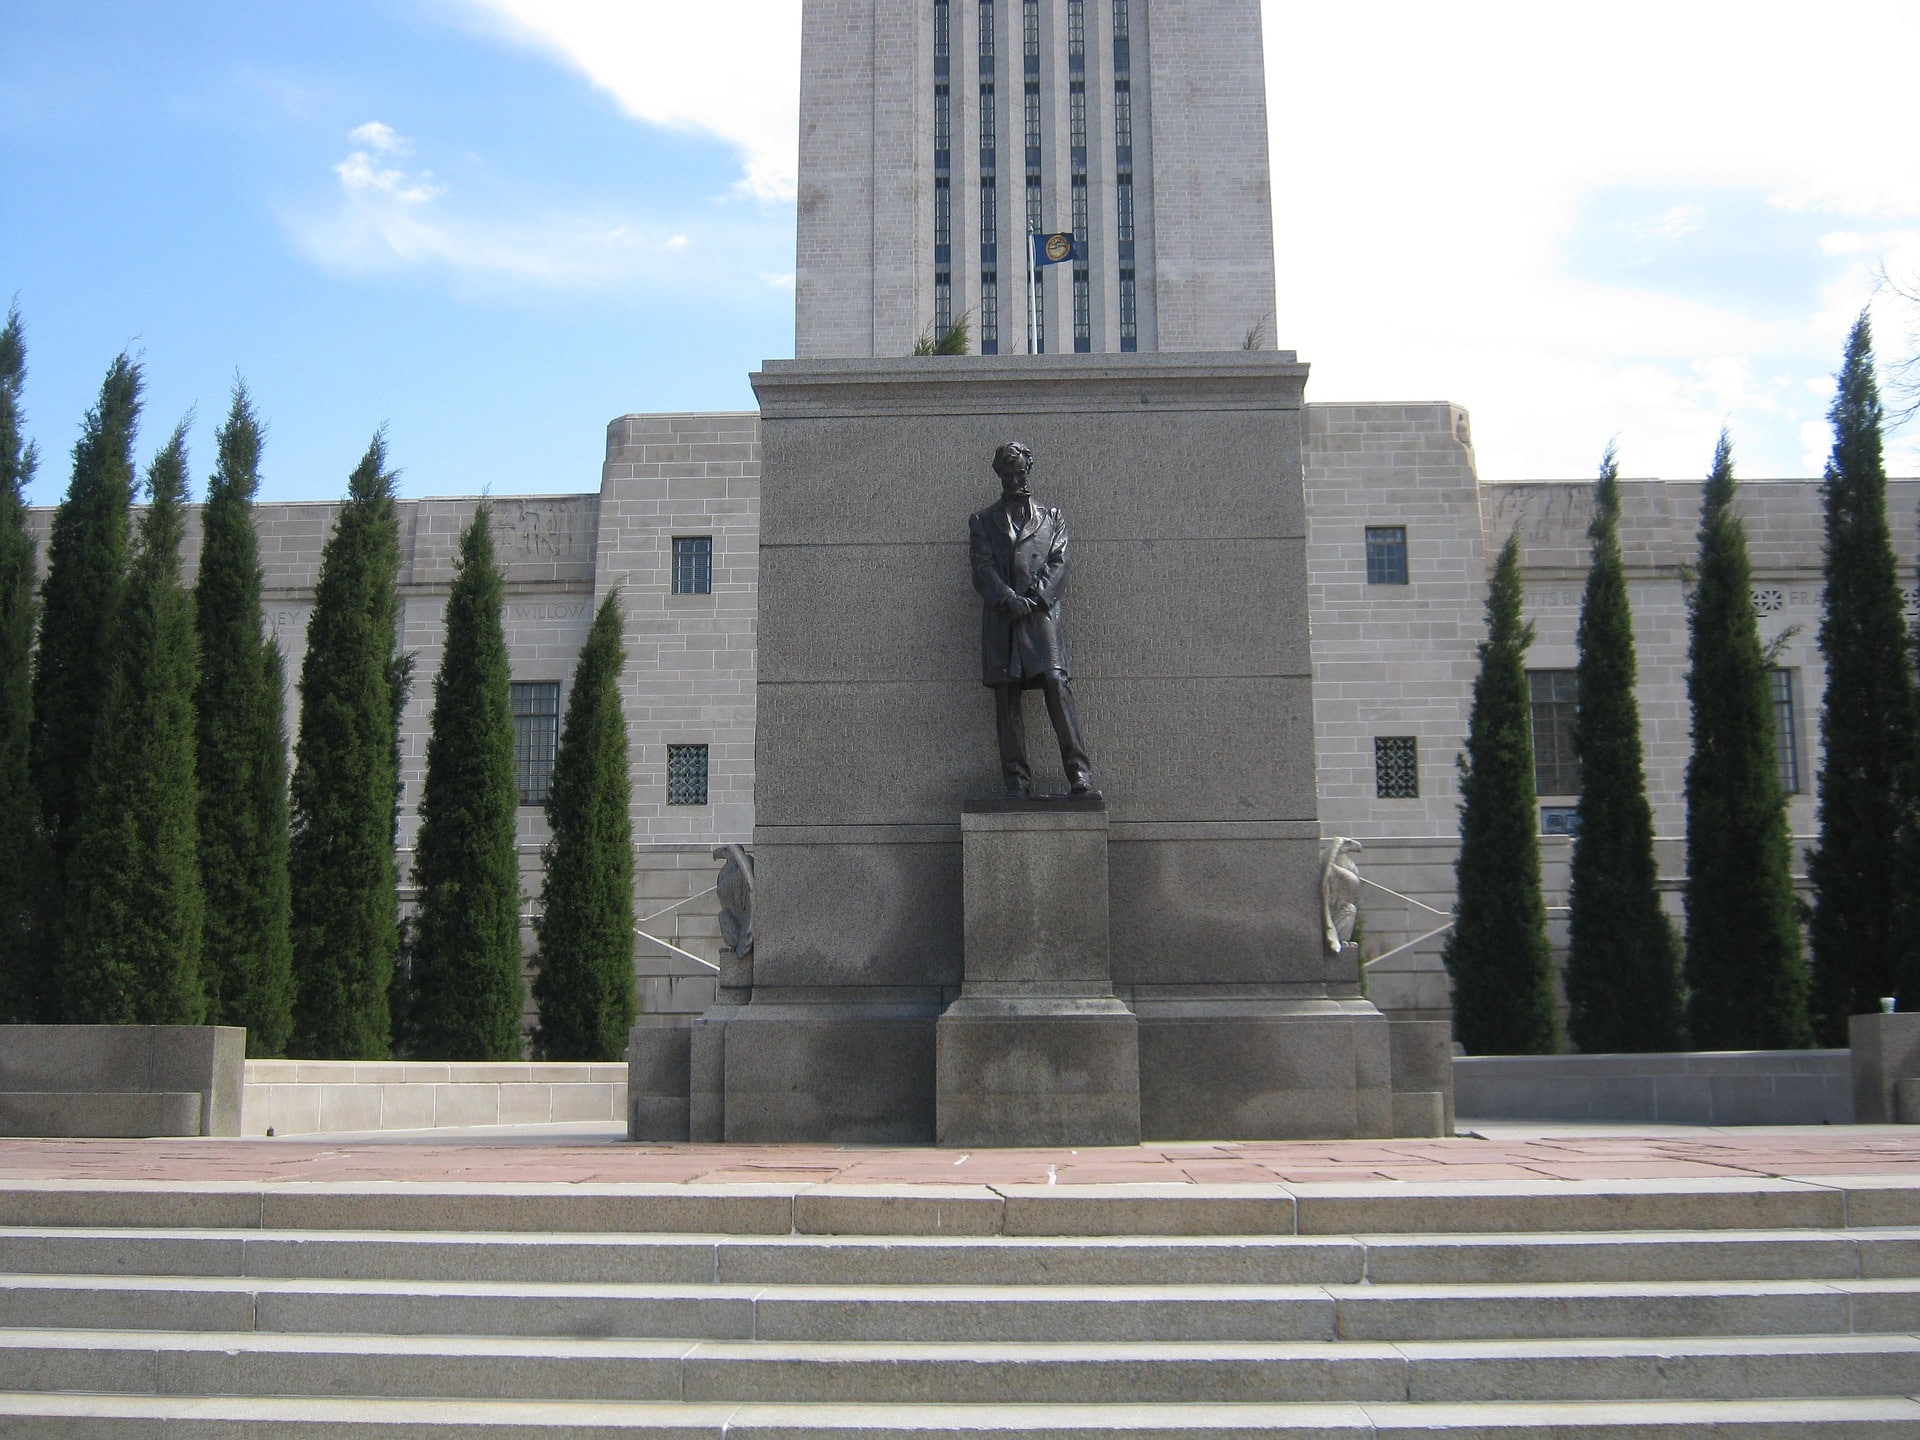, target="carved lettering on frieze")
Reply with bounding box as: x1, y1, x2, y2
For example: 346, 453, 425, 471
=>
508, 602, 590, 623
499, 502, 585, 562
1490, 486, 1596, 542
